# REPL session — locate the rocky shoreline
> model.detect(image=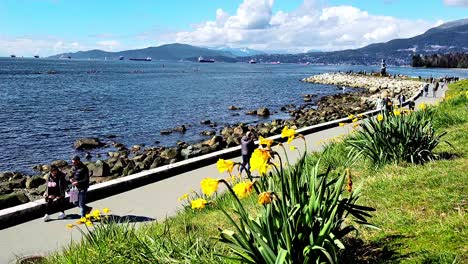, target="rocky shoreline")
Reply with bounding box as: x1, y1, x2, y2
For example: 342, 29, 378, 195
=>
0, 73, 422, 210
